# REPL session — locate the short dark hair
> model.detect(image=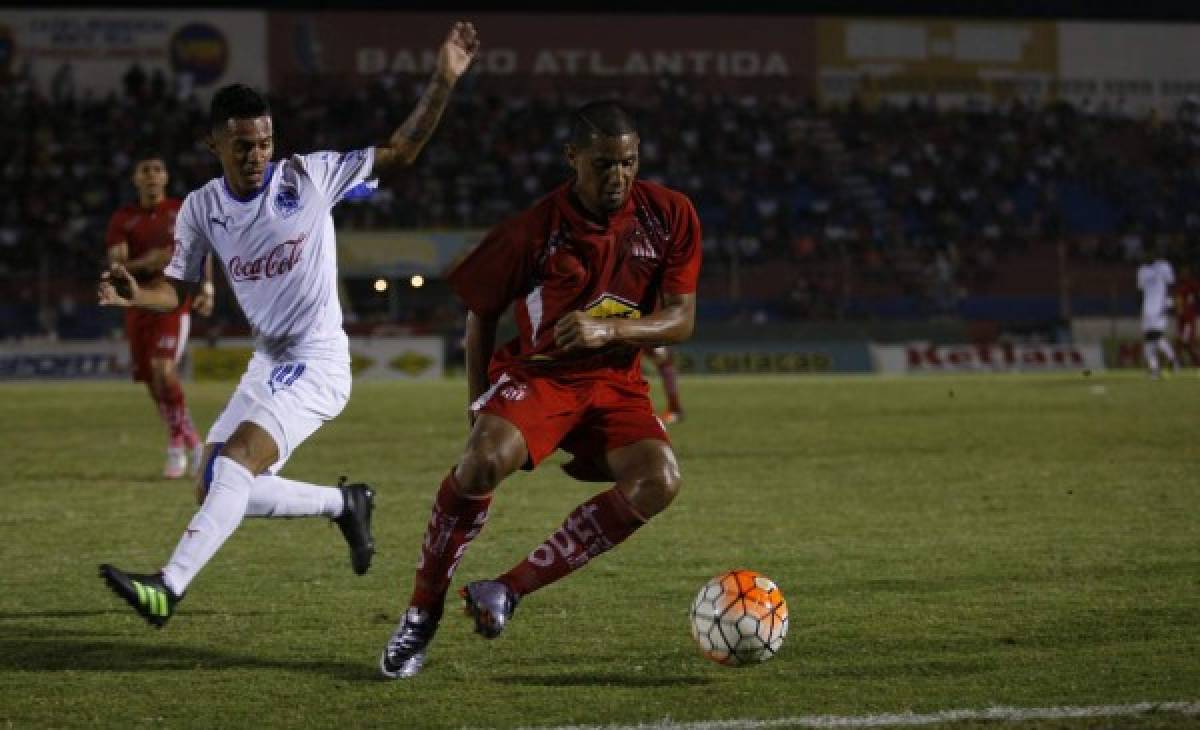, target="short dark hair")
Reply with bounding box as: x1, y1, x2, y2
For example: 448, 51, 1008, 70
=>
569, 100, 638, 149
131, 148, 166, 167
209, 83, 270, 132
